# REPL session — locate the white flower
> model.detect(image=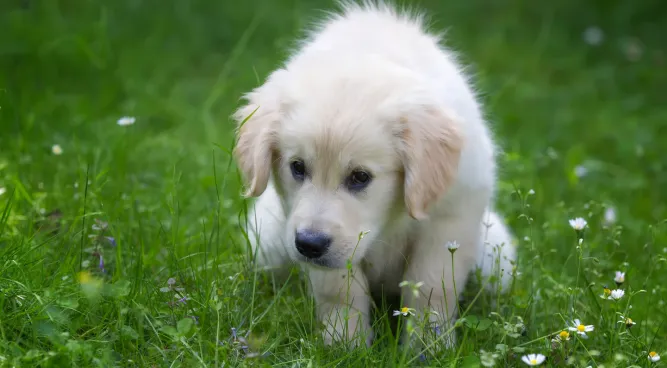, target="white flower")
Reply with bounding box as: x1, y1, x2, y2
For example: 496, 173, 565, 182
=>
614, 271, 625, 285
582, 26, 604, 46
648, 352, 660, 362
117, 116, 136, 126
604, 207, 617, 226
568, 217, 587, 231
567, 319, 594, 338
393, 306, 415, 317
52, 144, 63, 155
446, 241, 460, 252
0, 187, 5, 196
574, 165, 588, 178
609, 289, 625, 300
528, 189, 535, 195
521, 354, 546, 366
